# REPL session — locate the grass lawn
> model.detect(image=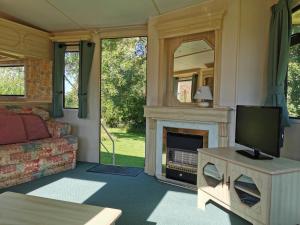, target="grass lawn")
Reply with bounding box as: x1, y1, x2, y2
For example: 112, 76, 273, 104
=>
100, 127, 145, 168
